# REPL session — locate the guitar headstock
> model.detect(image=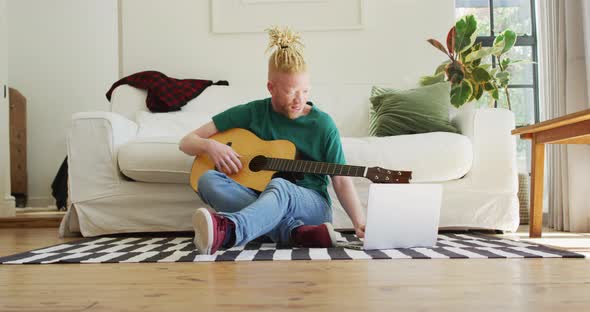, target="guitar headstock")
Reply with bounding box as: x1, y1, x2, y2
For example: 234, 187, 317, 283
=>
365, 166, 412, 184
